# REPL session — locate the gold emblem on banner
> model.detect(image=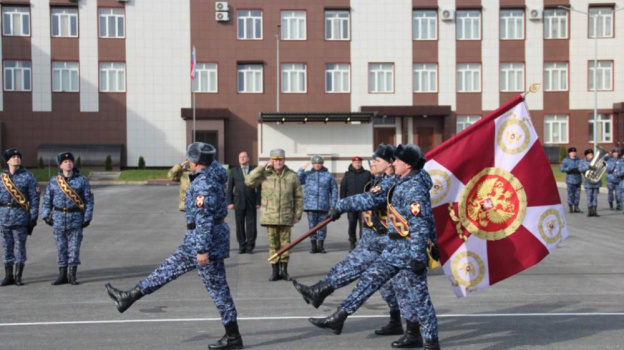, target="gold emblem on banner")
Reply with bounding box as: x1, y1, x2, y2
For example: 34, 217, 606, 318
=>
451, 251, 486, 288
538, 208, 563, 244
458, 167, 527, 241
497, 113, 530, 155
429, 169, 452, 206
